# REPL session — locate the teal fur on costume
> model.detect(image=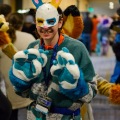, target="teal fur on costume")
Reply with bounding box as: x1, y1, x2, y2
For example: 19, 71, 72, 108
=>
9, 48, 48, 92
10, 35, 96, 120
59, 70, 89, 101
13, 48, 48, 81
50, 47, 88, 100
32, 0, 44, 9
9, 68, 41, 92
